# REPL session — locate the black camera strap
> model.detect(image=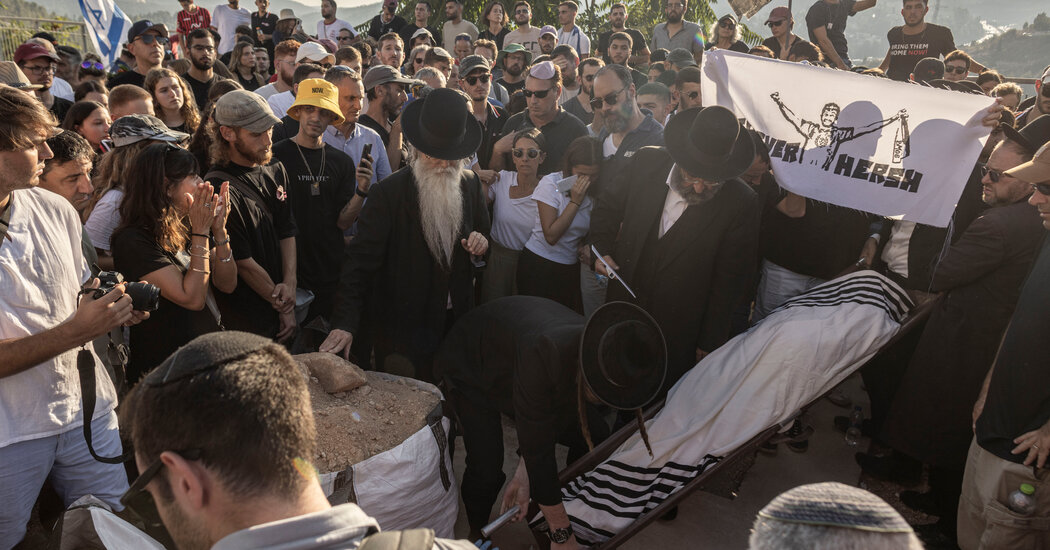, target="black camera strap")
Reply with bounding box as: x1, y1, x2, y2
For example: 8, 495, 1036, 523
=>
77, 347, 132, 464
